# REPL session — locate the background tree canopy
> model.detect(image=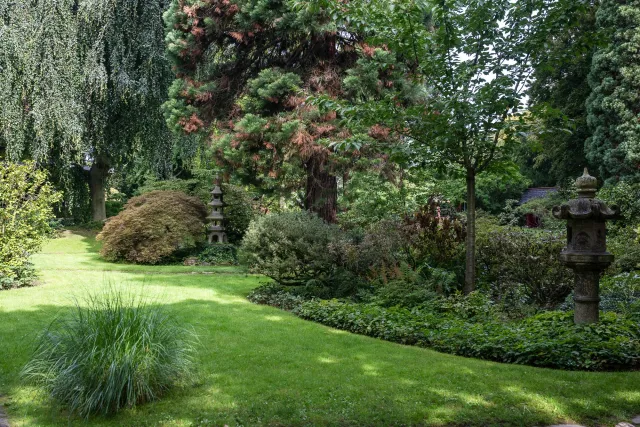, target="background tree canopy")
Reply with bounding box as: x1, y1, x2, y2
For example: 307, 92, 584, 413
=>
0, 0, 175, 221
